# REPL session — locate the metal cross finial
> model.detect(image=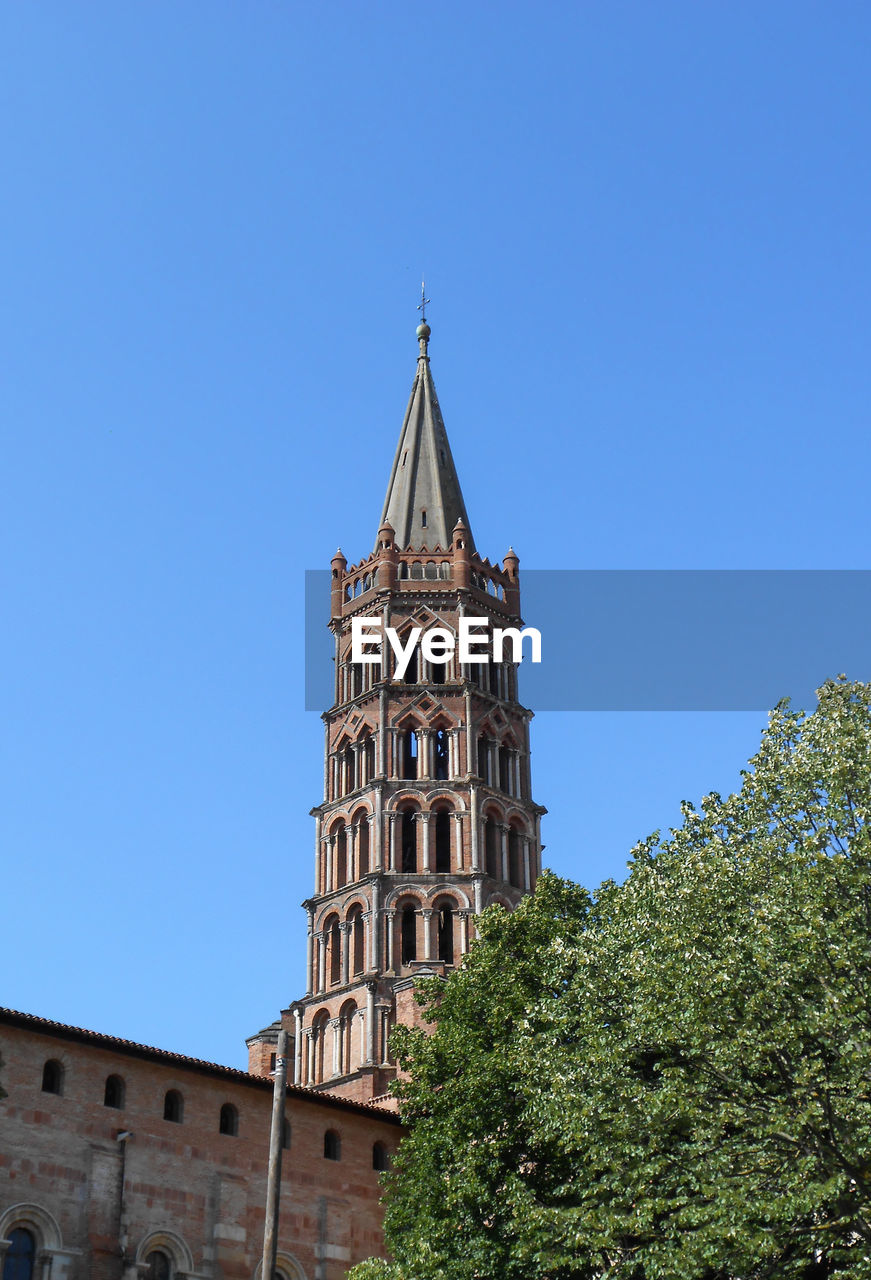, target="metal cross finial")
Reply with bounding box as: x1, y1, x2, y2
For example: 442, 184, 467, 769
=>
418, 280, 430, 322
